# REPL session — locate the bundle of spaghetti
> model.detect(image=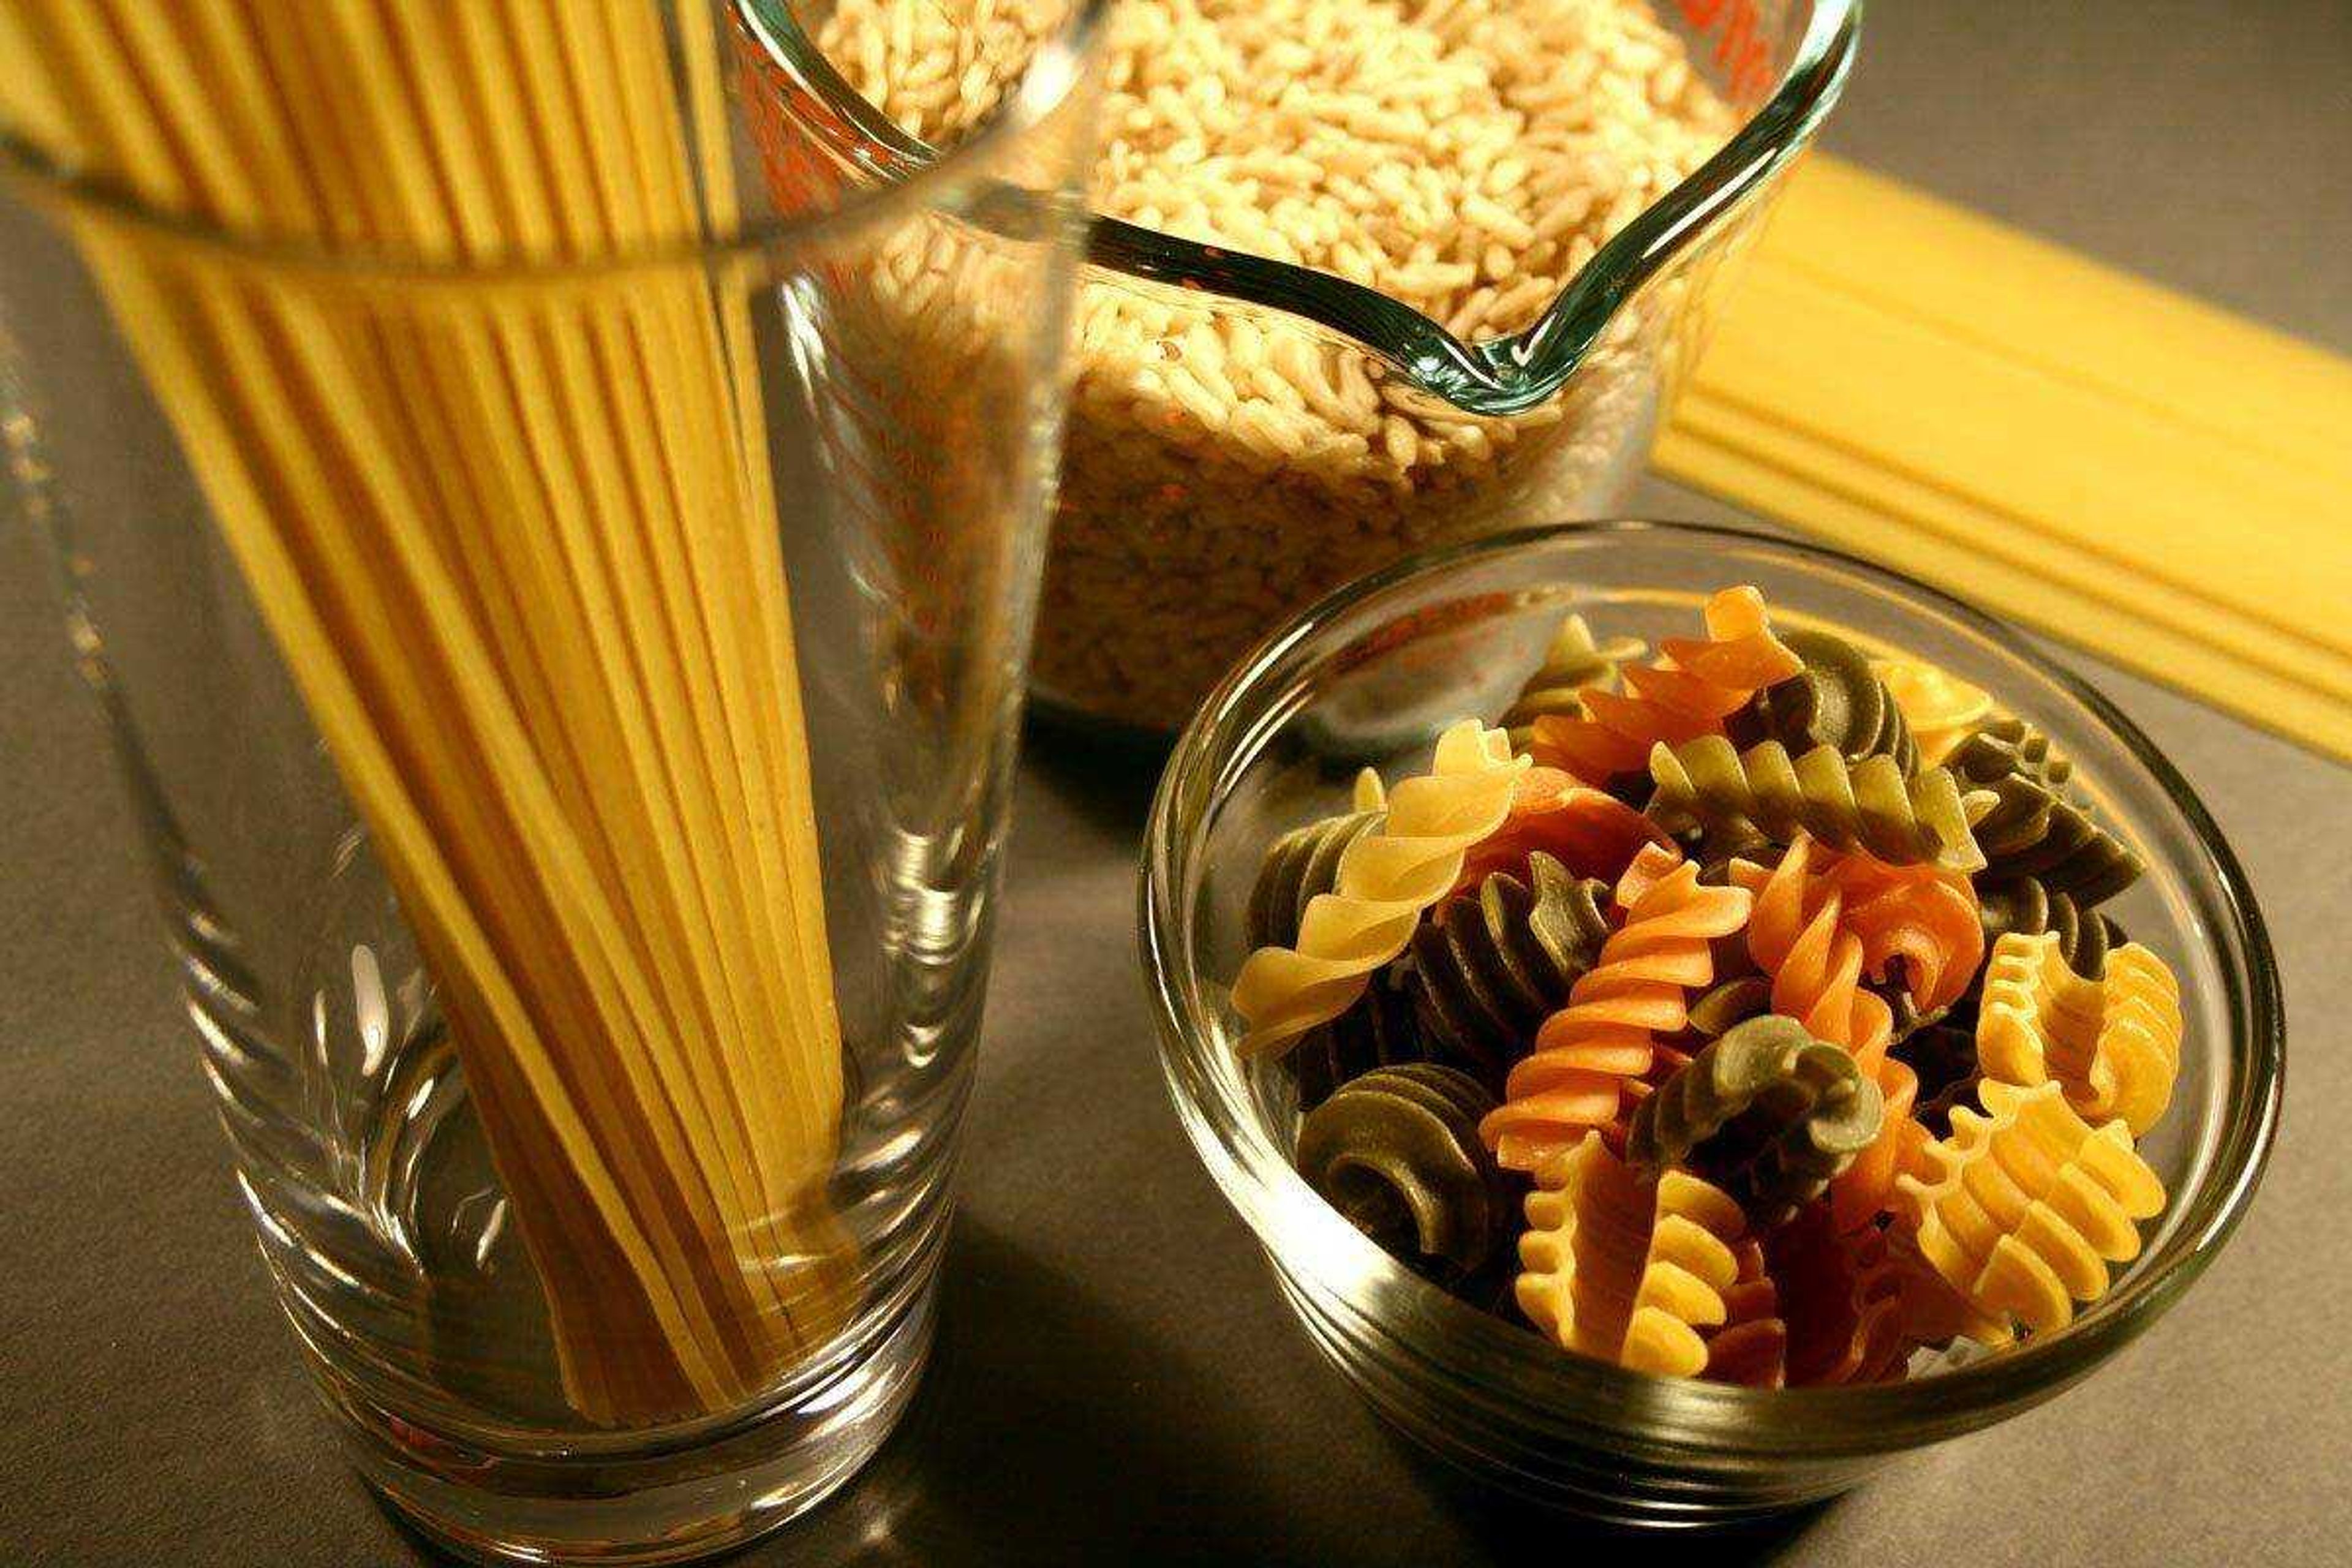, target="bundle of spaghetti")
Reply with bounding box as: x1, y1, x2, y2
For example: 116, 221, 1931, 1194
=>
1515, 1133, 1749, 1378
1976, 932, 2185, 1137
0, 1, 860, 1424
1233, 721, 1528, 1058
1451, 766, 1670, 892
1894, 1079, 2165, 1336
1480, 843, 1752, 1172
1527, 586, 1804, 784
